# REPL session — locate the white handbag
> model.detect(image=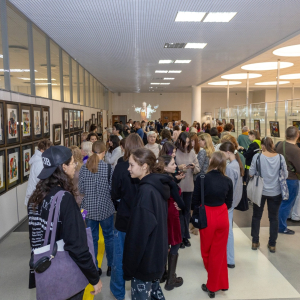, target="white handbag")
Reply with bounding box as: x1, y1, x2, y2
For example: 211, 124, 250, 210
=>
247, 154, 264, 207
